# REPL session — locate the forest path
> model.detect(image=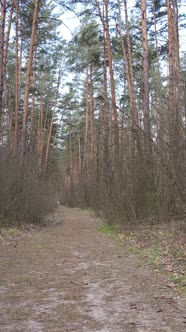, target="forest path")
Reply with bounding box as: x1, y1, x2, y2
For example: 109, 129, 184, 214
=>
0, 206, 185, 332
